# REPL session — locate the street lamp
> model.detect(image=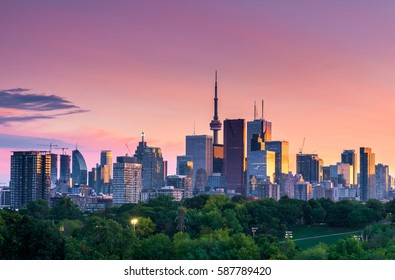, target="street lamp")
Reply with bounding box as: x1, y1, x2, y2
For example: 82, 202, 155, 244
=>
131, 218, 138, 231
251, 227, 258, 238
